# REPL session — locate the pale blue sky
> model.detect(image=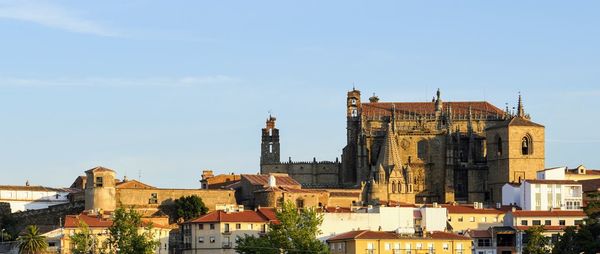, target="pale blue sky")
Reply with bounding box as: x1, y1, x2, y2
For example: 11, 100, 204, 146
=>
1, 1, 599, 188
